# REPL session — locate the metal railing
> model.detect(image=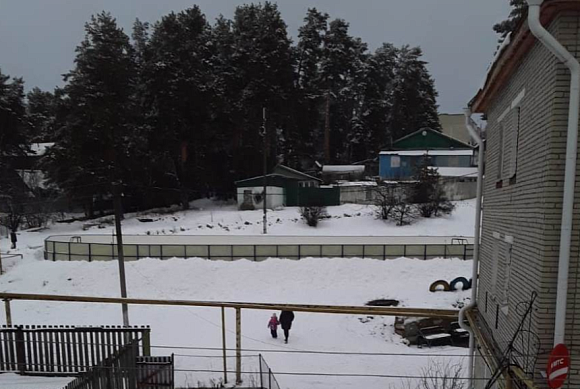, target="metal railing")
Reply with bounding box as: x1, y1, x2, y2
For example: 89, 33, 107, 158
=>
258, 354, 281, 389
